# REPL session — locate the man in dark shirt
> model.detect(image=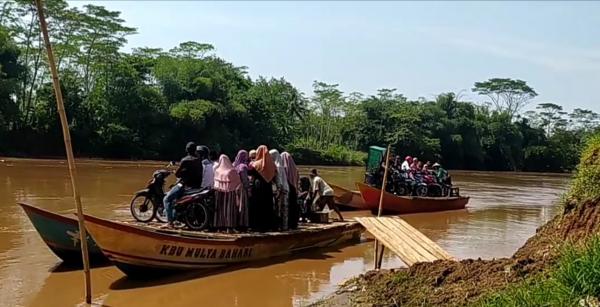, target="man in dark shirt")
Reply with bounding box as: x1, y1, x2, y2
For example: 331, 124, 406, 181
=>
162, 142, 203, 228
